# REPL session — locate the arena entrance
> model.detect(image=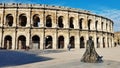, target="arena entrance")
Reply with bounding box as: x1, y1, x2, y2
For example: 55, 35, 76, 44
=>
103, 37, 105, 48
45, 36, 52, 49
4, 36, 12, 49
58, 36, 64, 49
32, 35, 40, 49
97, 37, 100, 48
18, 35, 26, 49
70, 36, 75, 48
80, 36, 85, 48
